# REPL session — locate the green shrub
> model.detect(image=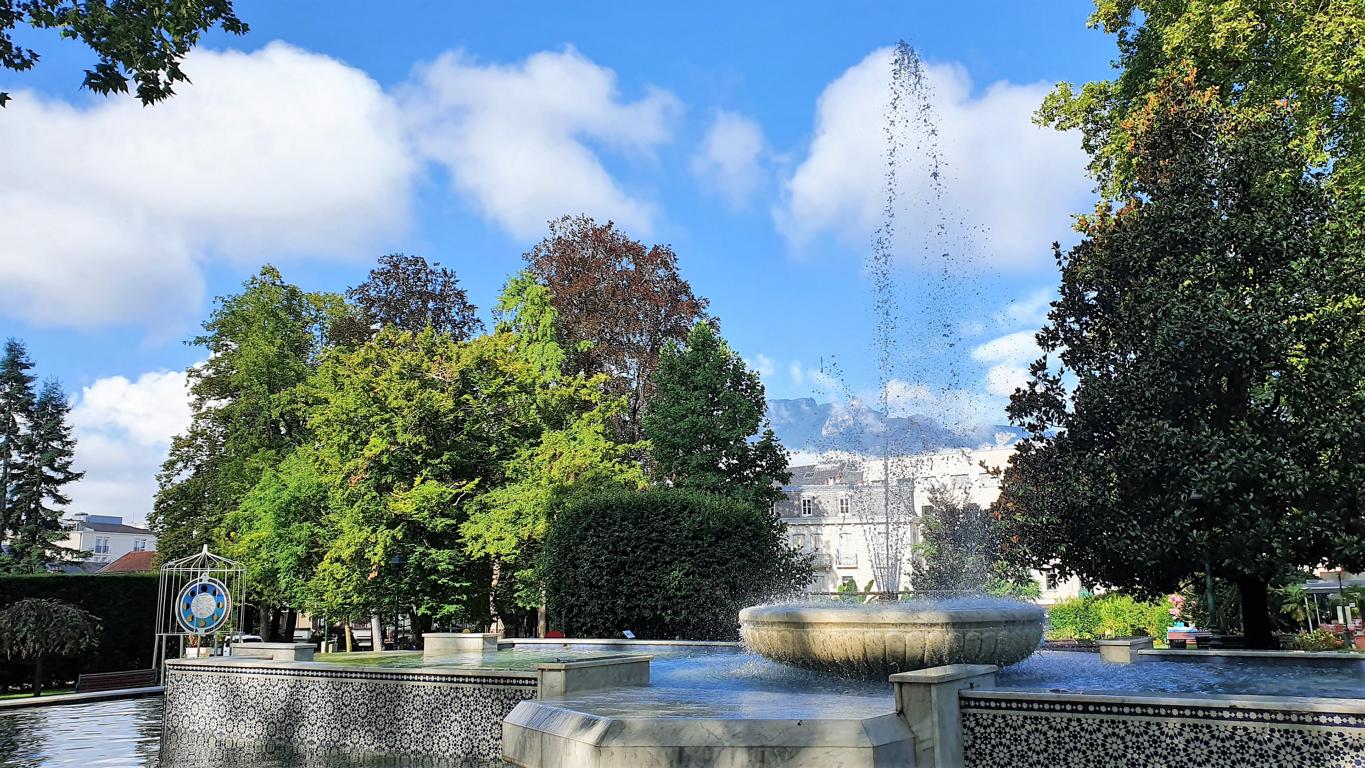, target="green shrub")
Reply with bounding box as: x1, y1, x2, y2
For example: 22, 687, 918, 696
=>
543, 488, 811, 640
1048, 593, 1174, 641
0, 574, 157, 691
1293, 628, 1344, 652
